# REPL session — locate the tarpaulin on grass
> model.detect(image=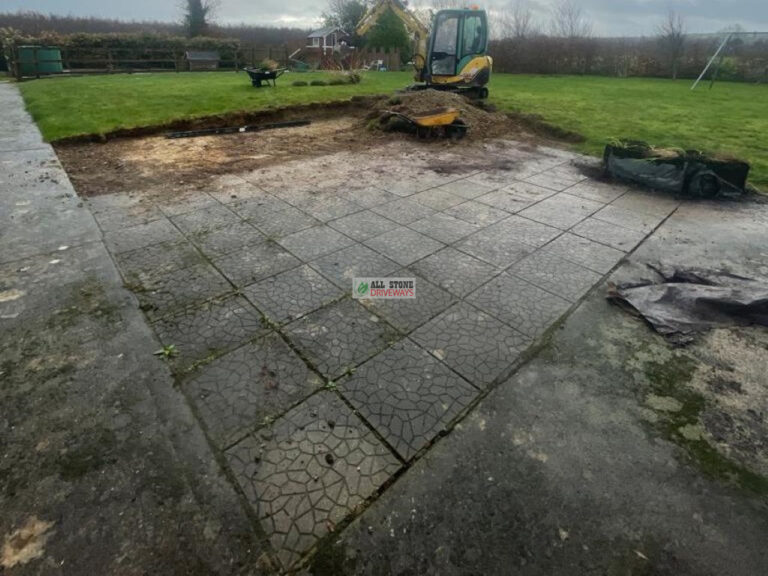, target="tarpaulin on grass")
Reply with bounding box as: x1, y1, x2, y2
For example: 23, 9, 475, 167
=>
608, 263, 768, 344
